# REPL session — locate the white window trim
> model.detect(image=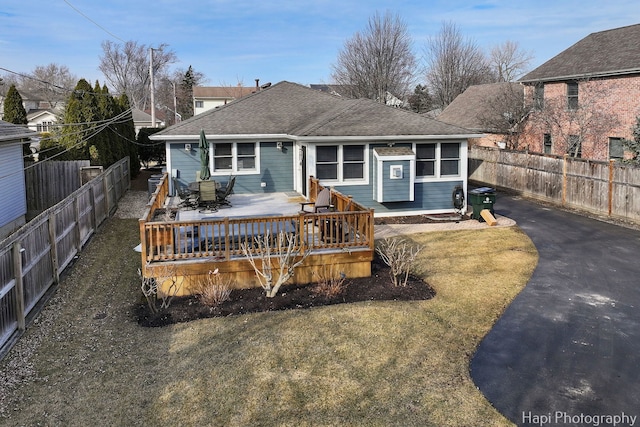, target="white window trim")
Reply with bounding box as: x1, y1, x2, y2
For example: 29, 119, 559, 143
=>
414, 142, 463, 182
311, 143, 369, 185
211, 142, 260, 176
